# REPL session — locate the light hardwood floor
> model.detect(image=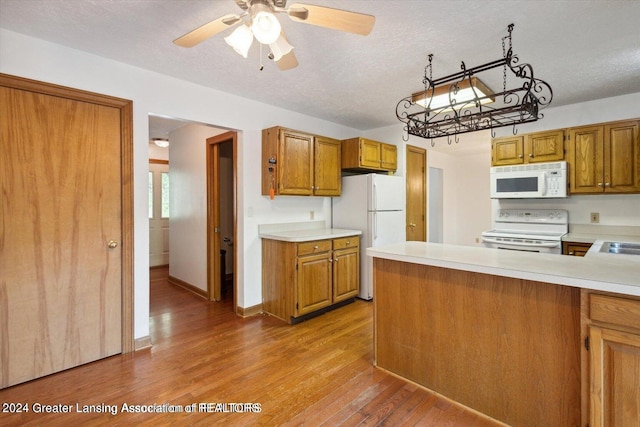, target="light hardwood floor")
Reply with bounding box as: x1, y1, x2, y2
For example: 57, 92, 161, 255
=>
0, 267, 501, 426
